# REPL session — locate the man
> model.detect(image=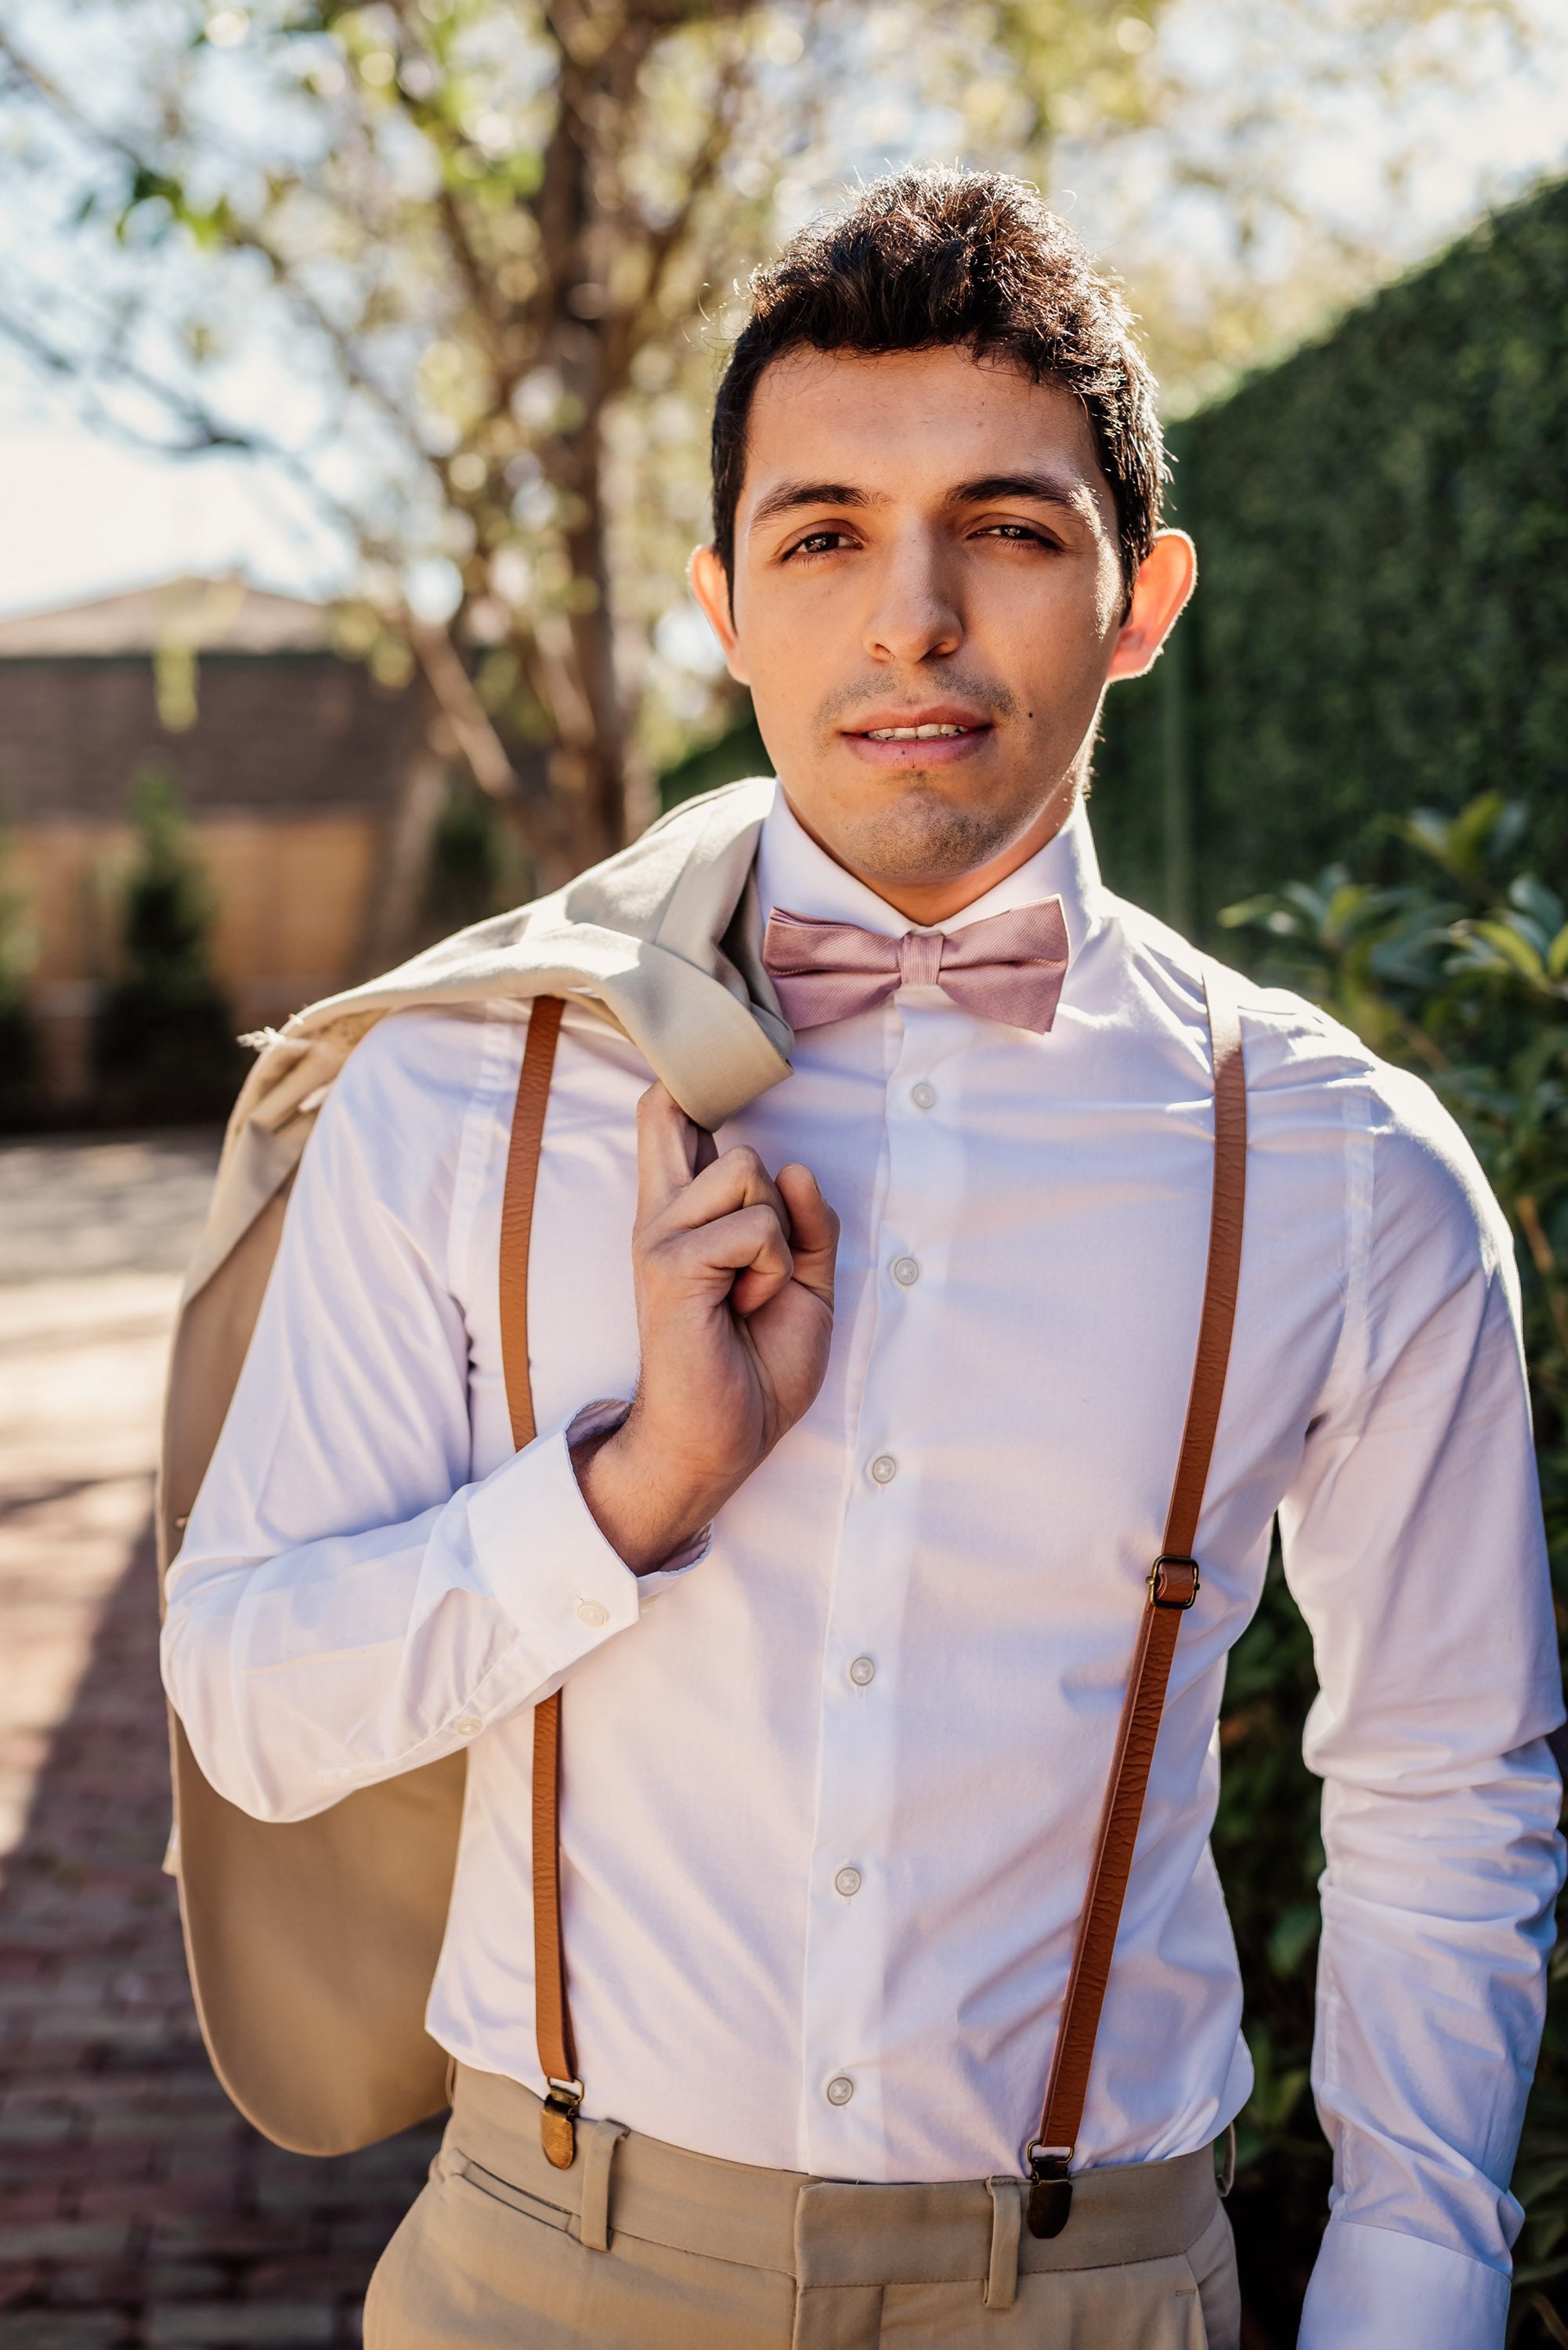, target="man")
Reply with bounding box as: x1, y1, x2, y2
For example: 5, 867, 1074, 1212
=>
161, 169, 1564, 2348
